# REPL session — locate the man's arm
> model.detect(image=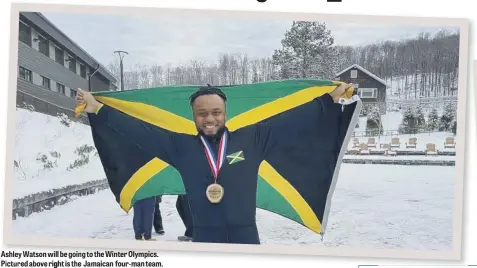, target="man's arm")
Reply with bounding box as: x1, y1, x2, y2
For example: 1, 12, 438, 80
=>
254, 93, 340, 159
88, 103, 180, 166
